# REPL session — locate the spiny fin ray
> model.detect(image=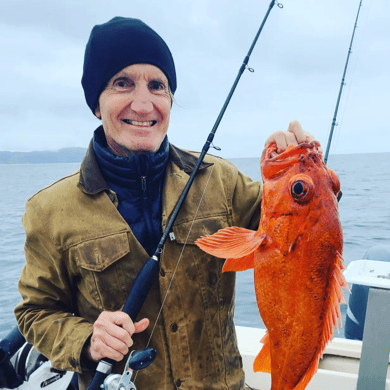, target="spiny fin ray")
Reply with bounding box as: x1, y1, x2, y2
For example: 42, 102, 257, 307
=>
253, 332, 271, 373
195, 226, 266, 259
293, 252, 348, 390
